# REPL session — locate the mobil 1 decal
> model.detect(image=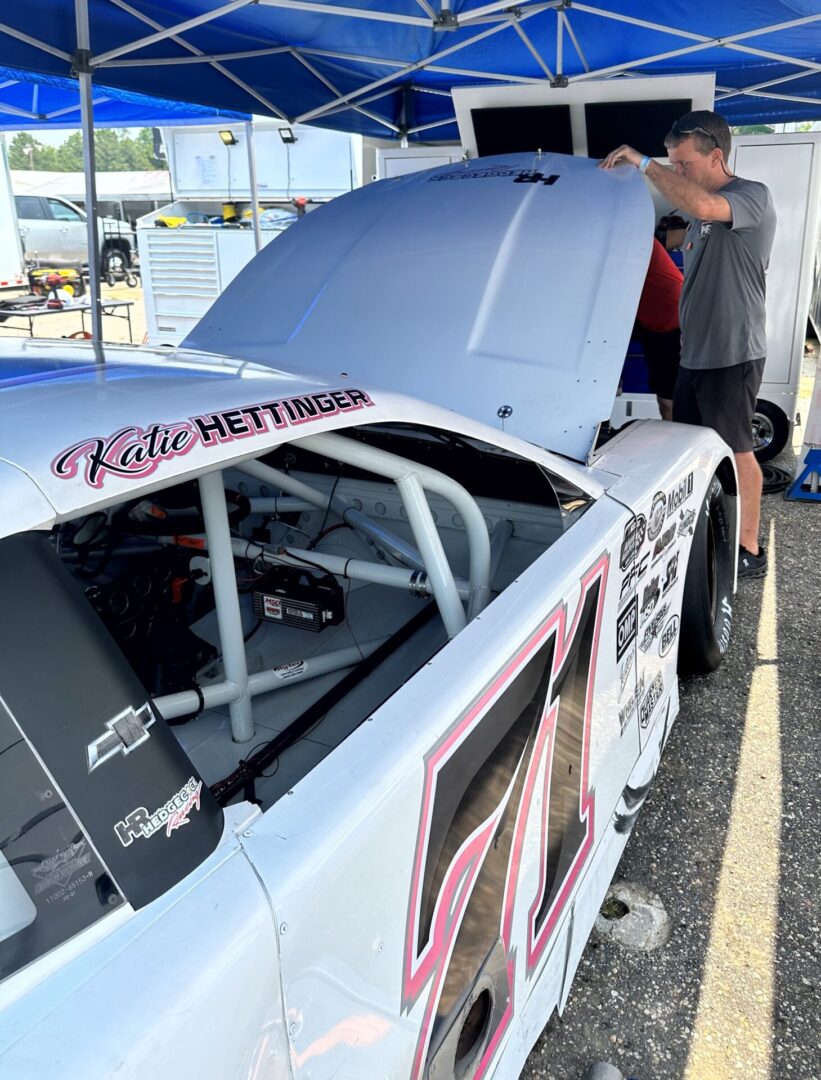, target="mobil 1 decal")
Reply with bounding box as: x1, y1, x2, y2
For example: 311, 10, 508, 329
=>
402, 555, 608, 1080
666, 472, 694, 518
